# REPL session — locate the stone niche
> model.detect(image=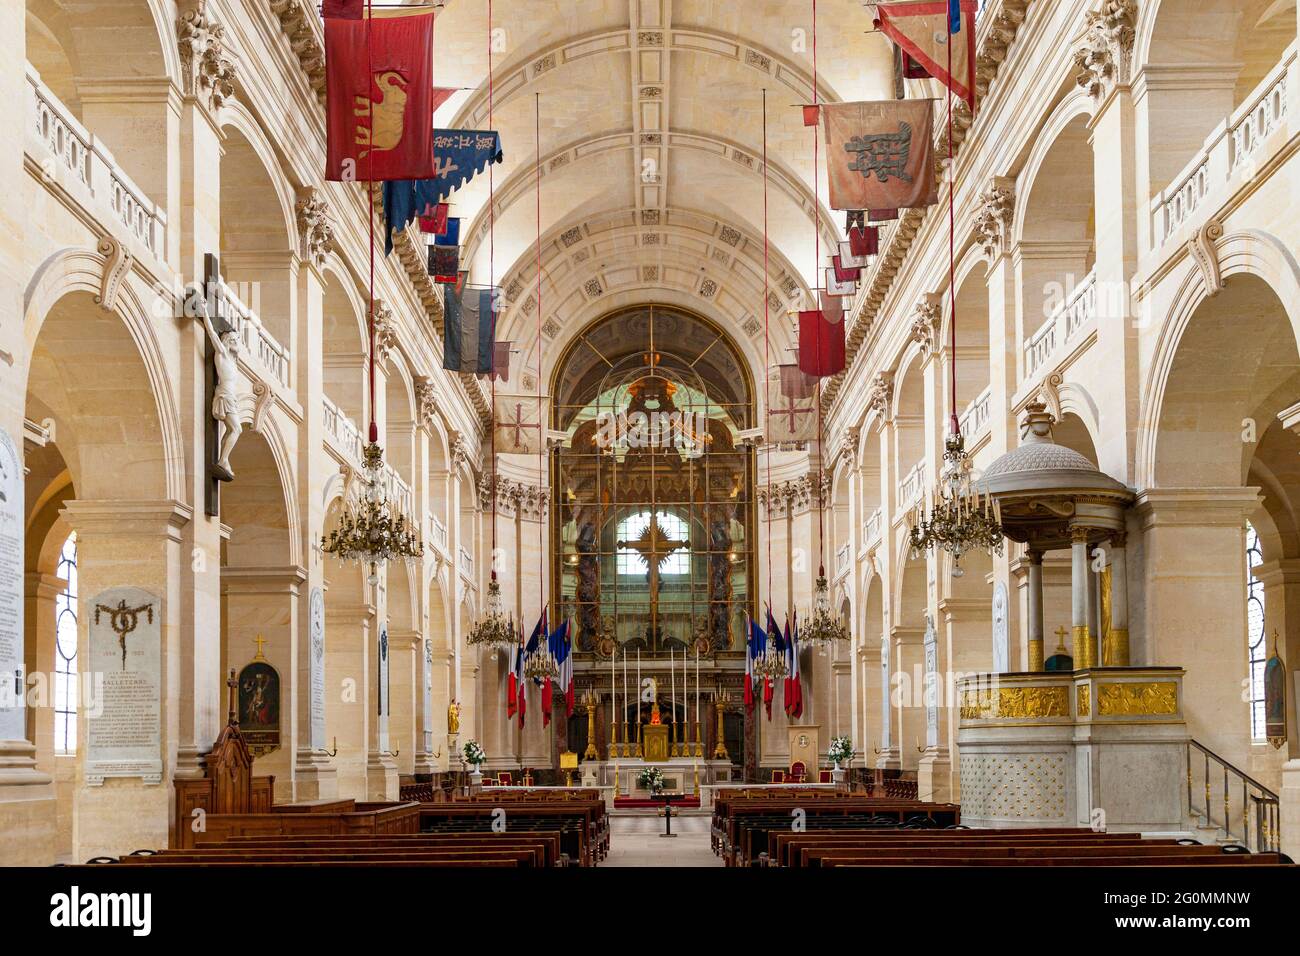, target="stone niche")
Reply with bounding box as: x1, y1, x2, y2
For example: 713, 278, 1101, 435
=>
956, 668, 1189, 832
